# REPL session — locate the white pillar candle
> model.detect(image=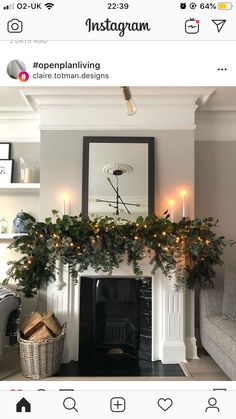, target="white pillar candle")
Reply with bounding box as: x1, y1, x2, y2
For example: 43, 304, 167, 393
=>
61, 193, 70, 216
180, 190, 187, 218
62, 199, 65, 216
169, 199, 175, 222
